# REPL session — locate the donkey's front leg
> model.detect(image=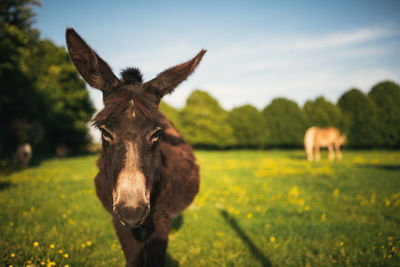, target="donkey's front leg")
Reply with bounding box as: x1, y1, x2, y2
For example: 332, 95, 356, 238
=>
145, 214, 171, 267
112, 217, 145, 267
